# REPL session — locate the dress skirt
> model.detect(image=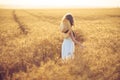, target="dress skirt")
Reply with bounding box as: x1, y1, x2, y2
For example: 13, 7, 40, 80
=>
62, 37, 75, 60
